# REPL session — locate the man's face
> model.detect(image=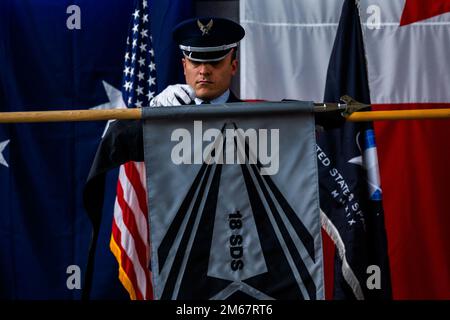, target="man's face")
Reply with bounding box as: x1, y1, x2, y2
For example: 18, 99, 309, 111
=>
182, 51, 238, 101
